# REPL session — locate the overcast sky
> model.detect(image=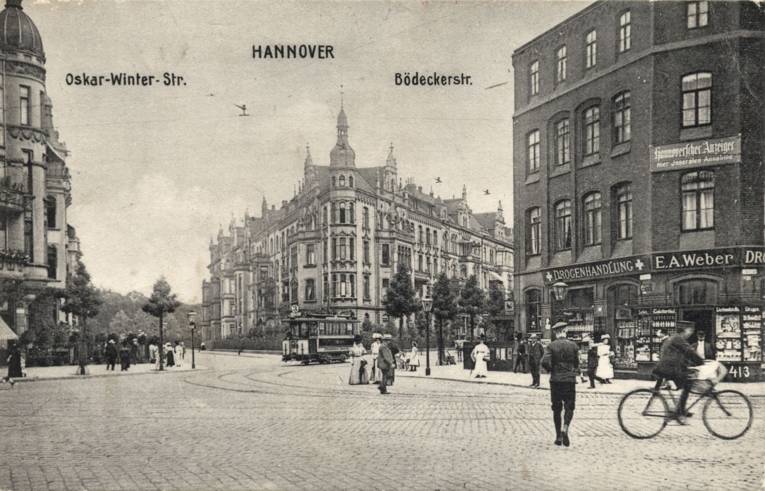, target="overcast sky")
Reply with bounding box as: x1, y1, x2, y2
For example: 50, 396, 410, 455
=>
28, 0, 587, 302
